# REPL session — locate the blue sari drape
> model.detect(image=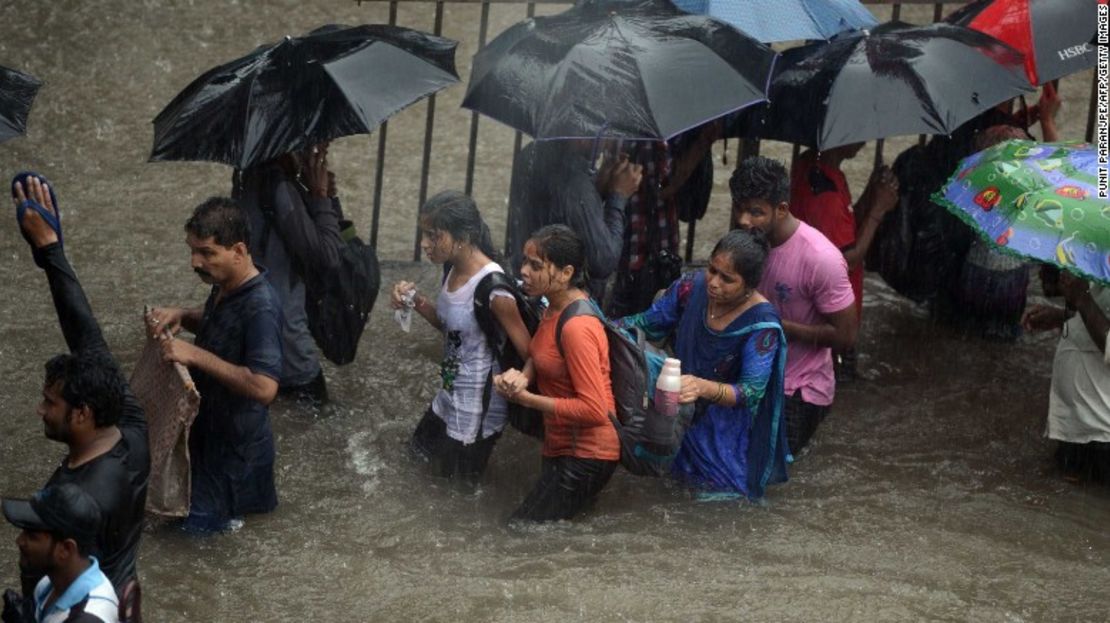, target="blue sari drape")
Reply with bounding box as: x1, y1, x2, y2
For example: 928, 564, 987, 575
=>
616, 271, 789, 498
